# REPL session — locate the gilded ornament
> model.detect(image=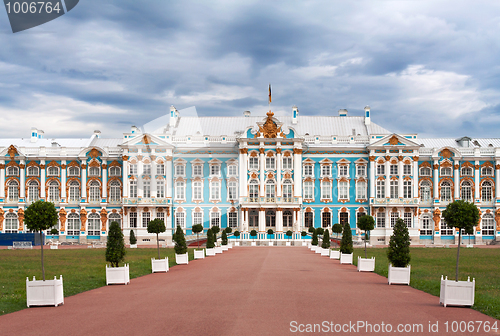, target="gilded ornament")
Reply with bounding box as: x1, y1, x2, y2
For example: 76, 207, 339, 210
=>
256, 111, 282, 138
239, 148, 248, 154
59, 208, 67, 232
276, 148, 282, 154
440, 148, 452, 159
412, 156, 419, 161
293, 148, 302, 155
388, 135, 399, 145
100, 208, 108, 231
88, 148, 100, 159
7, 145, 18, 159
122, 155, 129, 161
433, 208, 441, 231
259, 148, 265, 154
